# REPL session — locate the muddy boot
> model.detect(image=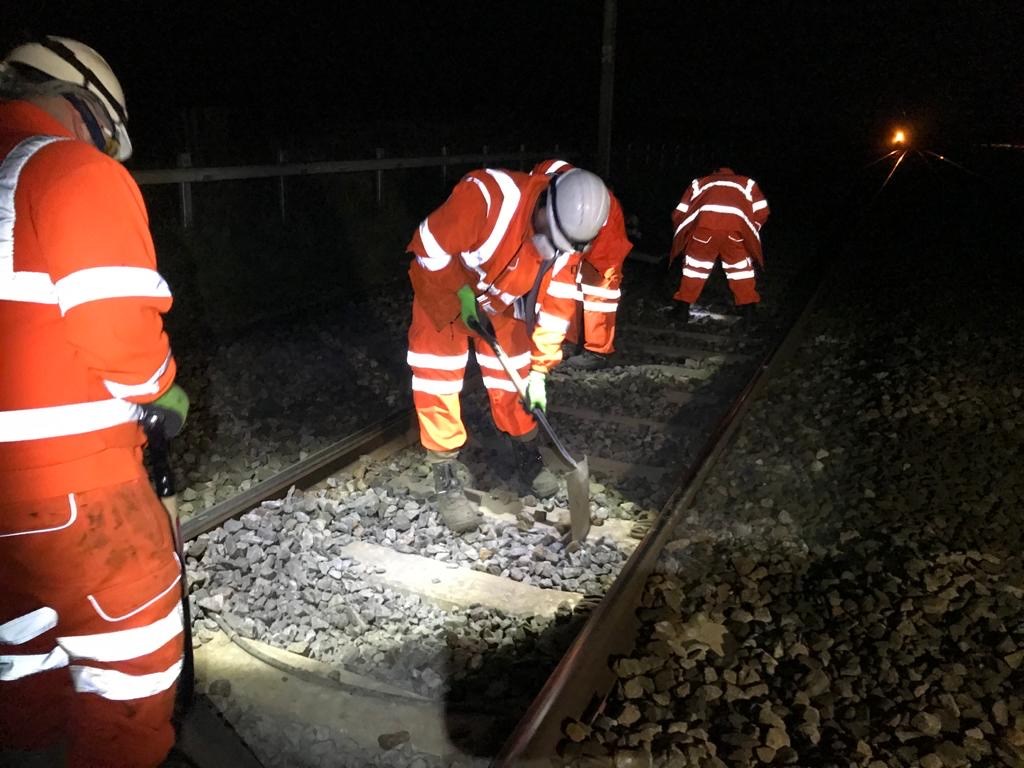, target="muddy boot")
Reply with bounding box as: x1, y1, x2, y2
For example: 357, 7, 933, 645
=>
512, 438, 560, 499
565, 350, 609, 370
674, 301, 691, 323
429, 454, 480, 533
737, 303, 757, 333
